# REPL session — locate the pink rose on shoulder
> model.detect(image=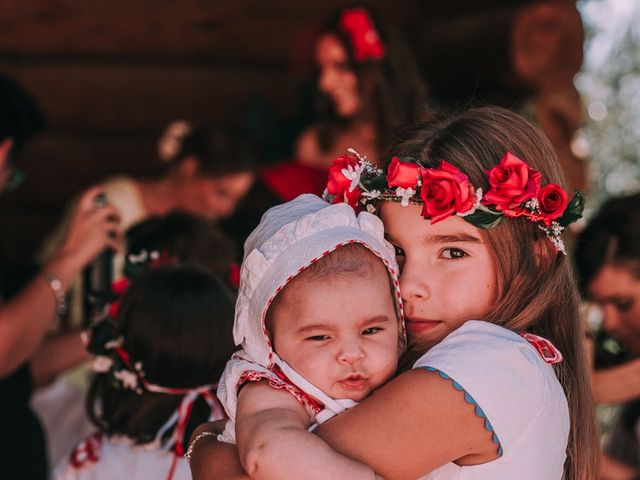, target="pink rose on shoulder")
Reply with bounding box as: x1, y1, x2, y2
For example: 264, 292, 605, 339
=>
537, 184, 568, 225
326, 154, 362, 207
482, 152, 541, 212
419, 161, 476, 223
387, 157, 421, 189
